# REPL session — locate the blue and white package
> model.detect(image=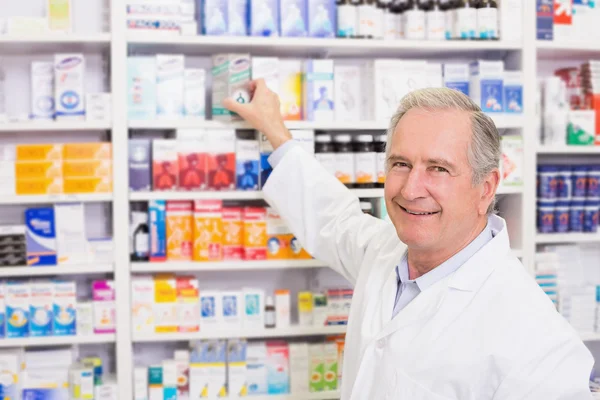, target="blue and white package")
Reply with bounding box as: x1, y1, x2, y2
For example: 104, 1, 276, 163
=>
228, 0, 248, 35
149, 200, 166, 261
236, 133, 259, 190
54, 54, 85, 120
557, 165, 572, 200
25, 207, 57, 266
537, 199, 555, 233
259, 133, 273, 189
503, 71, 523, 114
31, 62, 55, 120
29, 282, 53, 337
304, 59, 334, 121
203, 0, 228, 35
52, 281, 76, 336
156, 55, 184, 118
0, 283, 4, 338
6, 282, 30, 338
127, 57, 157, 120
553, 201, 569, 233
537, 165, 558, 199
469, 60, 504, 113
584, 201, 599, 233
570, 200, 585, 232
280, 0, 307, 37
572, 165, 589, 198
443, 64, 470, 97
250, 0, 280, 36
307, 0, 335, 37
